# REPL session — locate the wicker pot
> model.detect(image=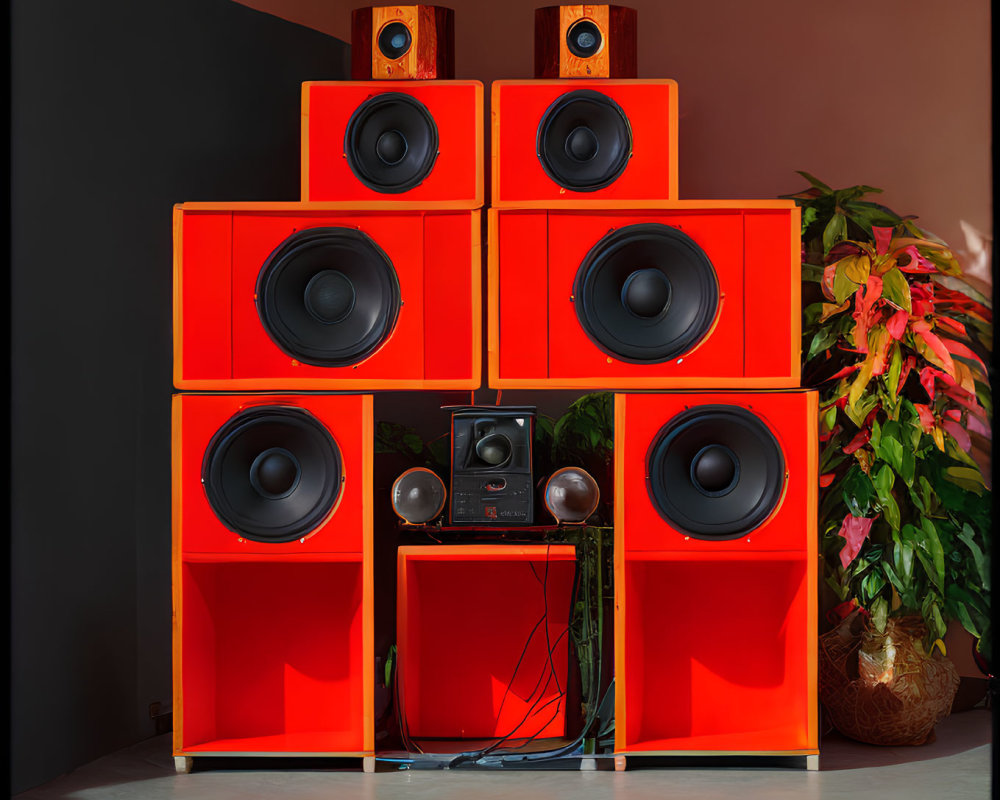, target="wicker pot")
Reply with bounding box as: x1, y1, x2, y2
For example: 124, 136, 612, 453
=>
819, 612, 960, 746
